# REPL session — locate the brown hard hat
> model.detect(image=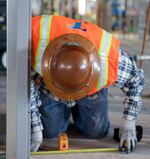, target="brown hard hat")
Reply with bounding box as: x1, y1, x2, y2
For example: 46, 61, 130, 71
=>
42, 33, 100, 100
